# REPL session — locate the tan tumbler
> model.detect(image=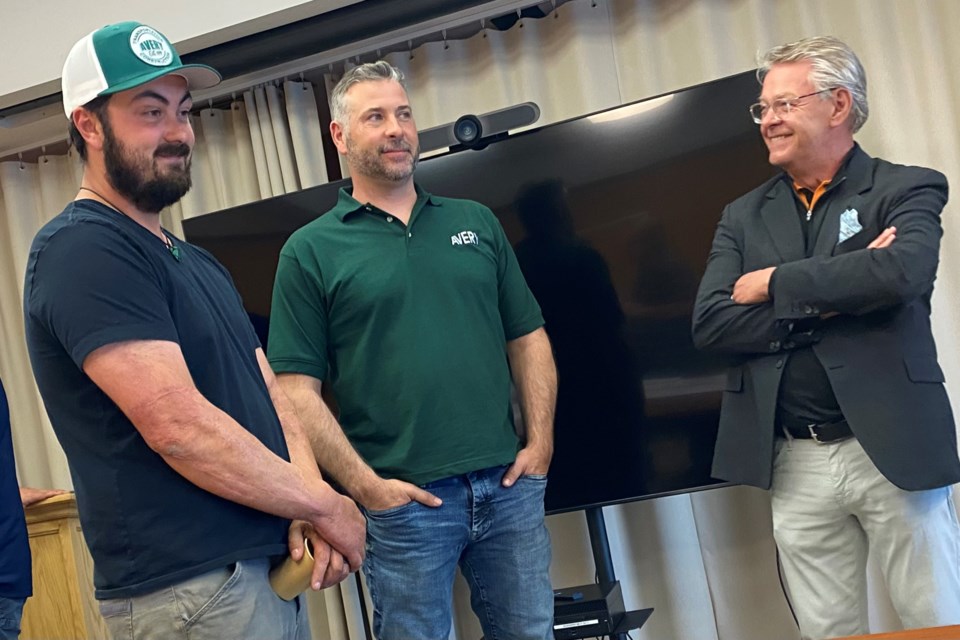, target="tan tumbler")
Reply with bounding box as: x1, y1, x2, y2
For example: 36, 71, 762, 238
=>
269, 539, 315, 601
